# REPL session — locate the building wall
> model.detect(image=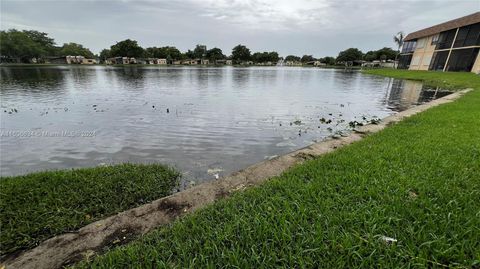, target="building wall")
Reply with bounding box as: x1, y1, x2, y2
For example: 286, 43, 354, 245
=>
409, 35, 436, 71
471, 52, 480, 74
406, 21, 480, 72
